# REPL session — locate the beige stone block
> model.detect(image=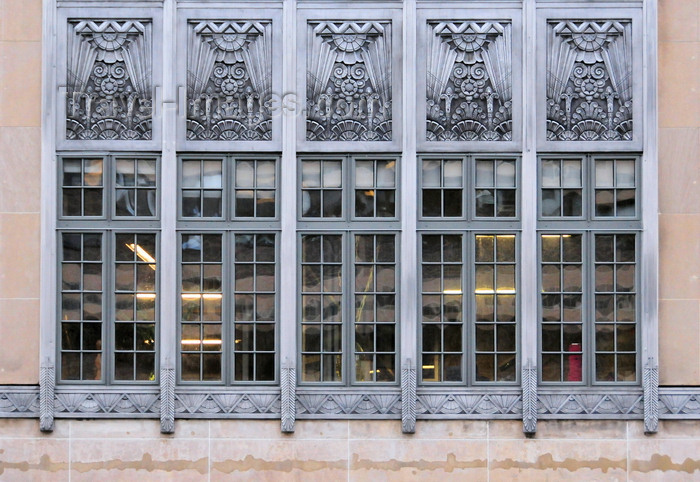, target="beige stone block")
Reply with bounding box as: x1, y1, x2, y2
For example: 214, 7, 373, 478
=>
349, 419, 487, 440
659, 128, 700, 214
0, 298, 39, 384
210, 419, 281, 439
0, 126, 41, 212
350, 439, 487, 481
70, 438, 208, 481
210, 440, 294, 481
629, 439, 700, 481
0, 418, 68, 439
659, 299, 700, 385
490, 420, 628, 440
659, 214, 700, 300
659, 42, 700, 128
489, 439, 627, 481
659, 0, 700, 42
0, 0, 42, 42
69, 419, 208, 440
0, 212, 40, 298
0, 438, 70, 481
211, 439, 348, 482
0, 41, 41, 127
291, 420, 348, 439
629, 420, 700, 439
